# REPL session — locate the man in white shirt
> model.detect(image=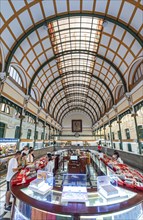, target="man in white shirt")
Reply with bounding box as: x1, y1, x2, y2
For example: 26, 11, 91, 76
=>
21, 145, 29, 155
5, 151, 21, 212
45, 154, 54, 173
